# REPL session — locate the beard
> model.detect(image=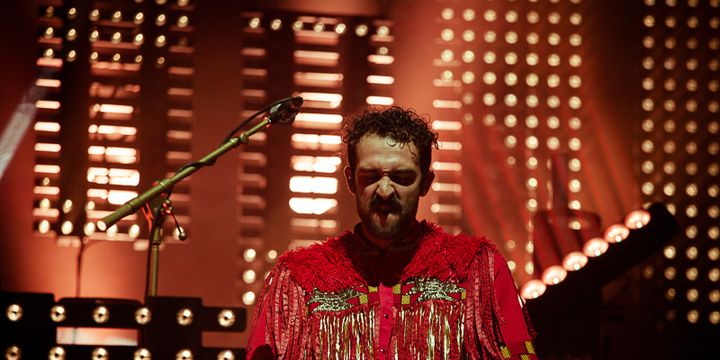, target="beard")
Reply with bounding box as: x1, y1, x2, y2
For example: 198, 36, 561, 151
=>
356, 193, 419, 241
